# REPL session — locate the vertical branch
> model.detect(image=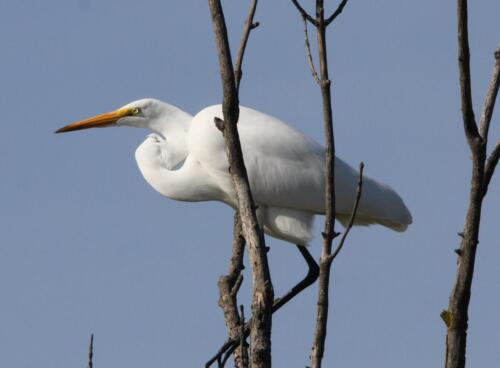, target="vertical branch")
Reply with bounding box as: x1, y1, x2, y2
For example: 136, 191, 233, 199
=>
309, 1, 337, 365
239, 305, 250, 368
442, 2, 500, 368
291, 1, 350, 367
207, 1, 274, 367
218, 213, 246, 368
87, 334, 94, 368
478, 48, 500, 141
